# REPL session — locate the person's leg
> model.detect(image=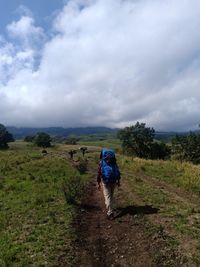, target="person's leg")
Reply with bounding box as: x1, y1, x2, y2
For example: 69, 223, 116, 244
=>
109, 183, 115, 214
102, 183, 115, 216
